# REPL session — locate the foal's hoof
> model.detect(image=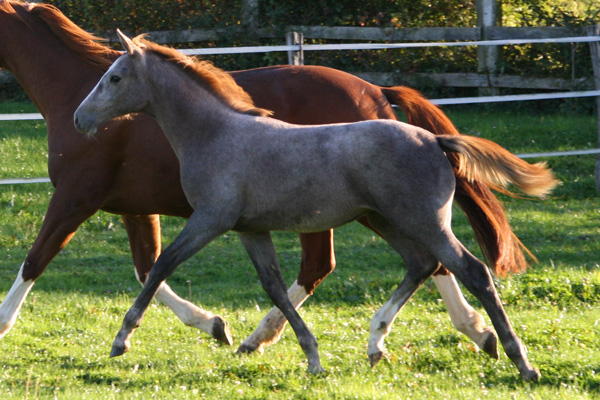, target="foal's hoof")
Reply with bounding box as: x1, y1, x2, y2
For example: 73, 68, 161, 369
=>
308, 363, 325, 375
110, 341, 130, 358
211, 316, 233, 346
236, 343, 258, 355
522, 367, 541, 382
481, 332, 499, 360
368, 351, 384, 368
